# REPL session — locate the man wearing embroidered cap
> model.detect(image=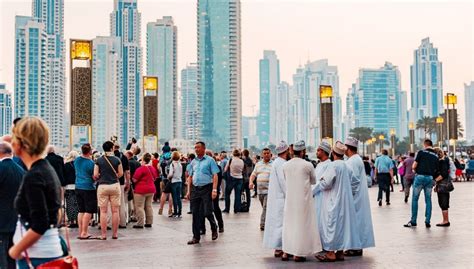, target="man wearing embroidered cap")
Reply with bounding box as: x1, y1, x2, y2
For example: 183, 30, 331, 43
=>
314, 141, 359, 262
344, 137, 375, 257
263, 141, 290, 258
281, 141, 320, 262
